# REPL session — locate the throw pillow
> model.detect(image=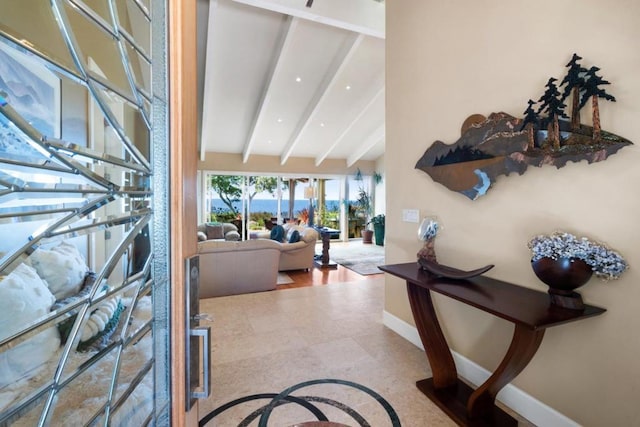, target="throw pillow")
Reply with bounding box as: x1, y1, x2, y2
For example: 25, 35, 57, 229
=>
197, 231, 207, 242
205, 223, 225, 240
28, 241, 89, 300
270, 225, 285, 242
0, 263, 60, 387
288, 229, 301, 243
